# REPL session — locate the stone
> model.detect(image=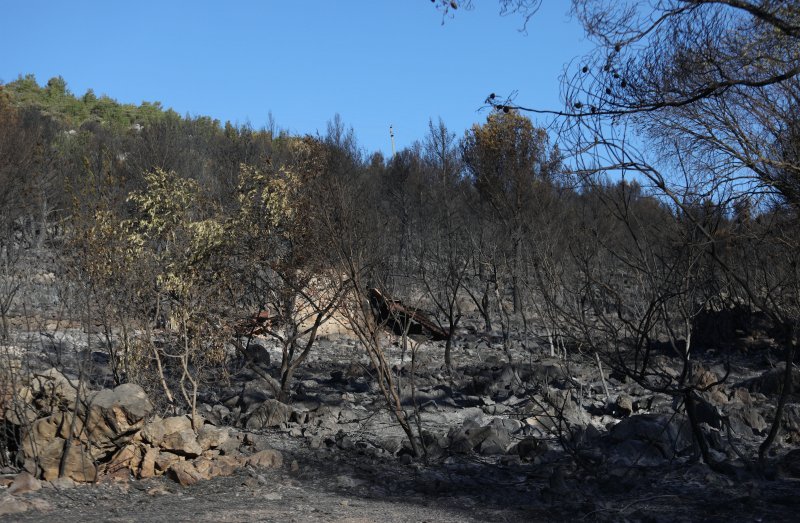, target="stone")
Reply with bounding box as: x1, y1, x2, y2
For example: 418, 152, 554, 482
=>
30, 369, 79, 412
209, 455, 241, 477
217, 434, 241, 456
81, 383, 153, 453
141, 416, 193, 447
246, 399, 294, 429
246, 449, 283, 469
197, 425, 229, 451
7, 471, 41, 495
161, 429, 203, 457
34, 438, 98, 483
448, 424, 492, 454
191, 457, 214, 480
137, 446, 158, 479
167, 461, 204, 486
243, 433, 273, 452
103, 443, 143, 479
155, 452, 183, 473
